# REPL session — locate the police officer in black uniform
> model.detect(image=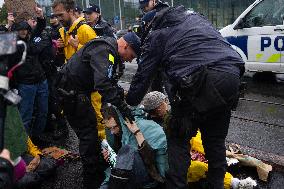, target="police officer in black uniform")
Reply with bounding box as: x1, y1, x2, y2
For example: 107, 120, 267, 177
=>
83, 4, 114, 38
57, 32, 140, 189
126, 2, 245, 189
